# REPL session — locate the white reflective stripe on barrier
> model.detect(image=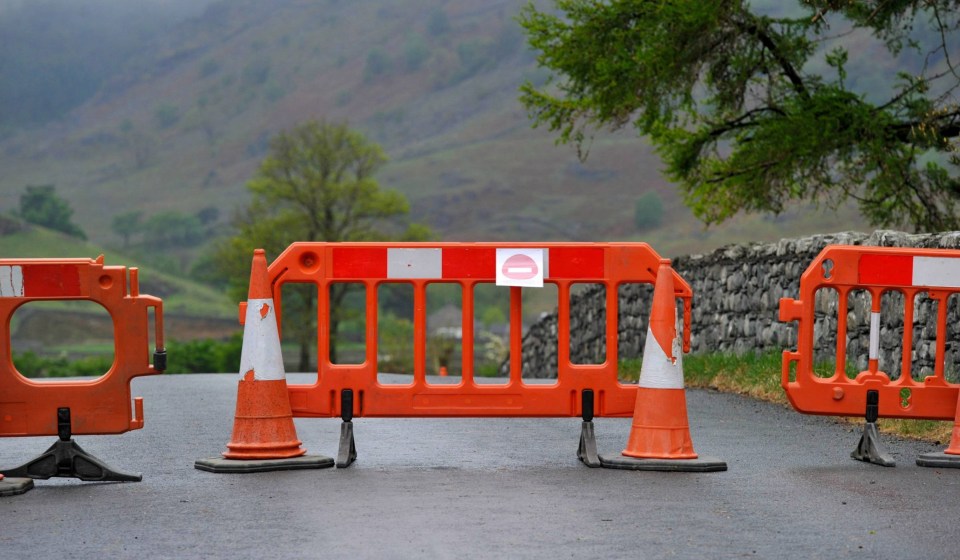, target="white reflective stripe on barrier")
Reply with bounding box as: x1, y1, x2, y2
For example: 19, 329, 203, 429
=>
387, 248, 442, 279
637, 327, 684, 389
238, 297, 285, 381
869, 311, 880, 360
0, 265, 24, 297
914, 257, 960, 288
